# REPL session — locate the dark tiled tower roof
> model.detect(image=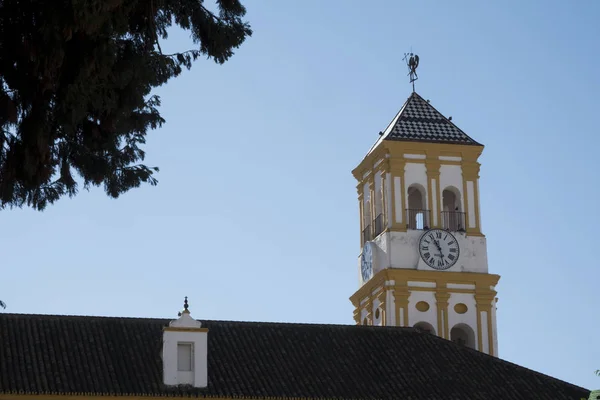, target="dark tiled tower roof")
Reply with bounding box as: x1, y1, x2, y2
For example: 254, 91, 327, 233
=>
381, 92, 482, 145
0, 313, 589, 399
